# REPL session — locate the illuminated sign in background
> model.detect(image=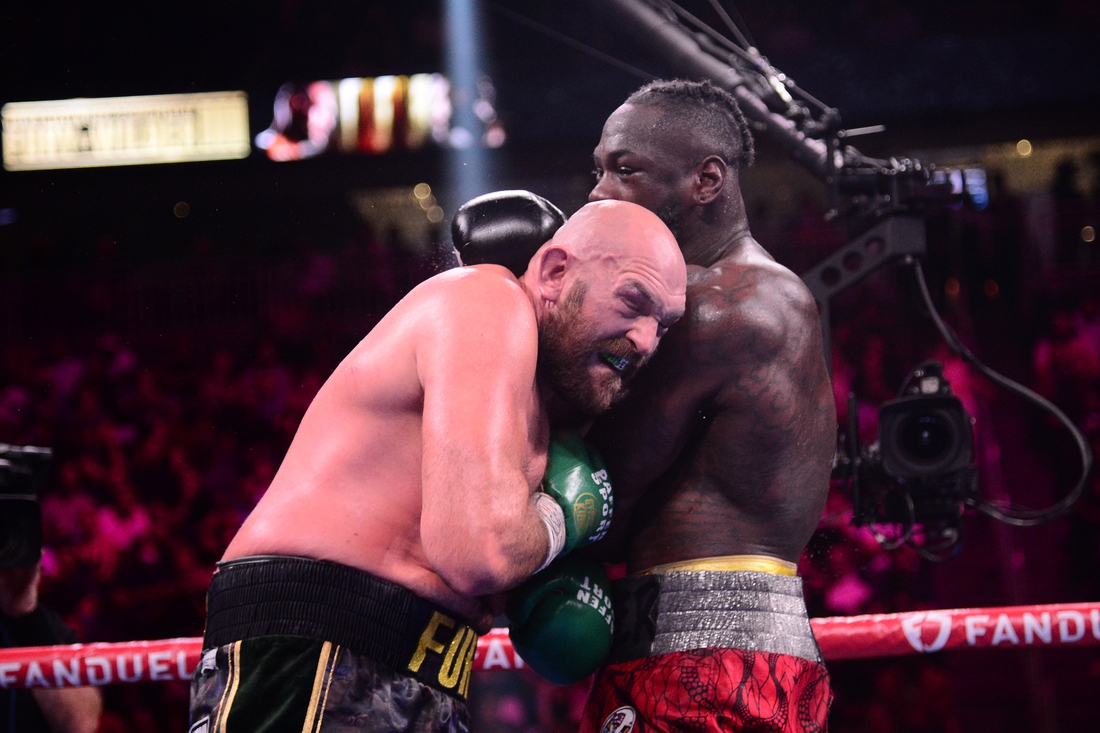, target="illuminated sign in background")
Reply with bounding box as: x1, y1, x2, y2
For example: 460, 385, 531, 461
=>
255, 74, 503, 162
1, 92, 250, 171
